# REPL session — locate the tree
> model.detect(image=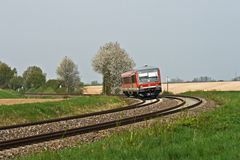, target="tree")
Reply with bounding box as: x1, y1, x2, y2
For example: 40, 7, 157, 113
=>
8, 76, 24, 90
169, 77, 184, 83
232, 76, 240, 81
23, 66, 46, 89
45, 79, 64, 90
192, 76, 215, 82
91, 81, 99, 86
0, 61, 16, 88
92, 42, 135, 95
56, 56, 81, 93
